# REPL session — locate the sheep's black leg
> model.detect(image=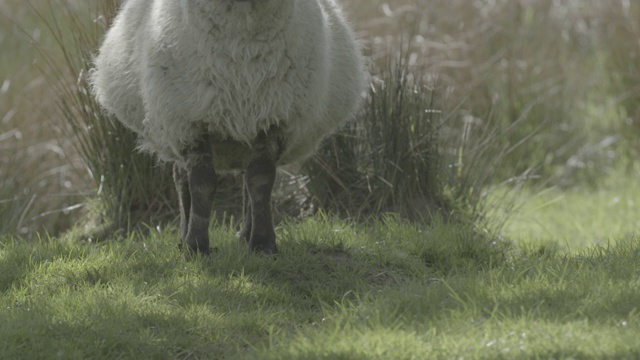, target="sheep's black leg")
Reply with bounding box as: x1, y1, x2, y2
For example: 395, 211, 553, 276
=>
173, 163, 190, 243
183, 137, 217, 254
245, 131, 279, 254
238, 175, 252, 243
